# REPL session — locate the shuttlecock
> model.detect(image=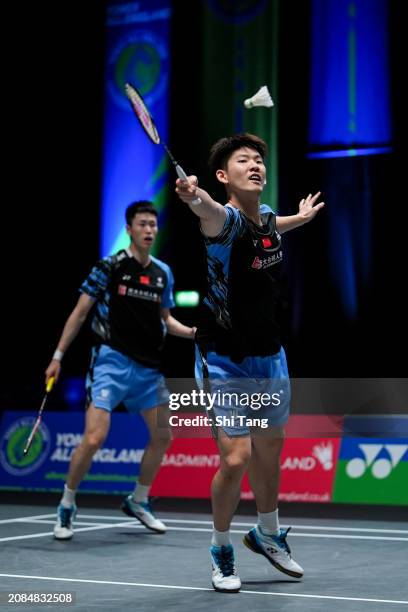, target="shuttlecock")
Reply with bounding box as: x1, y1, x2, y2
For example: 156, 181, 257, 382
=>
244, 86, 274, 109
